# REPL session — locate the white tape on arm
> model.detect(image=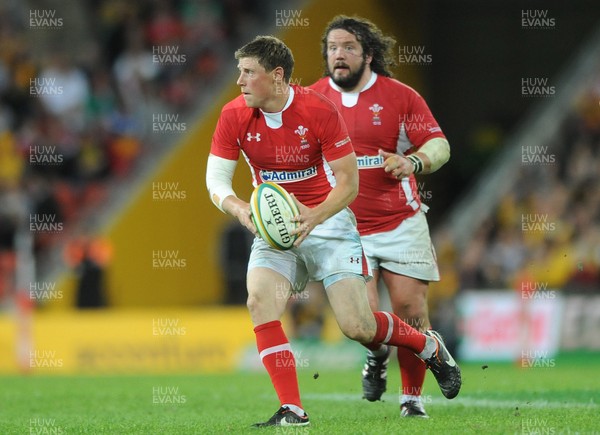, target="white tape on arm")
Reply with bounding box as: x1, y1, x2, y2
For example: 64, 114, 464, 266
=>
206, 154, 237, 213
418, 137, 450, 172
